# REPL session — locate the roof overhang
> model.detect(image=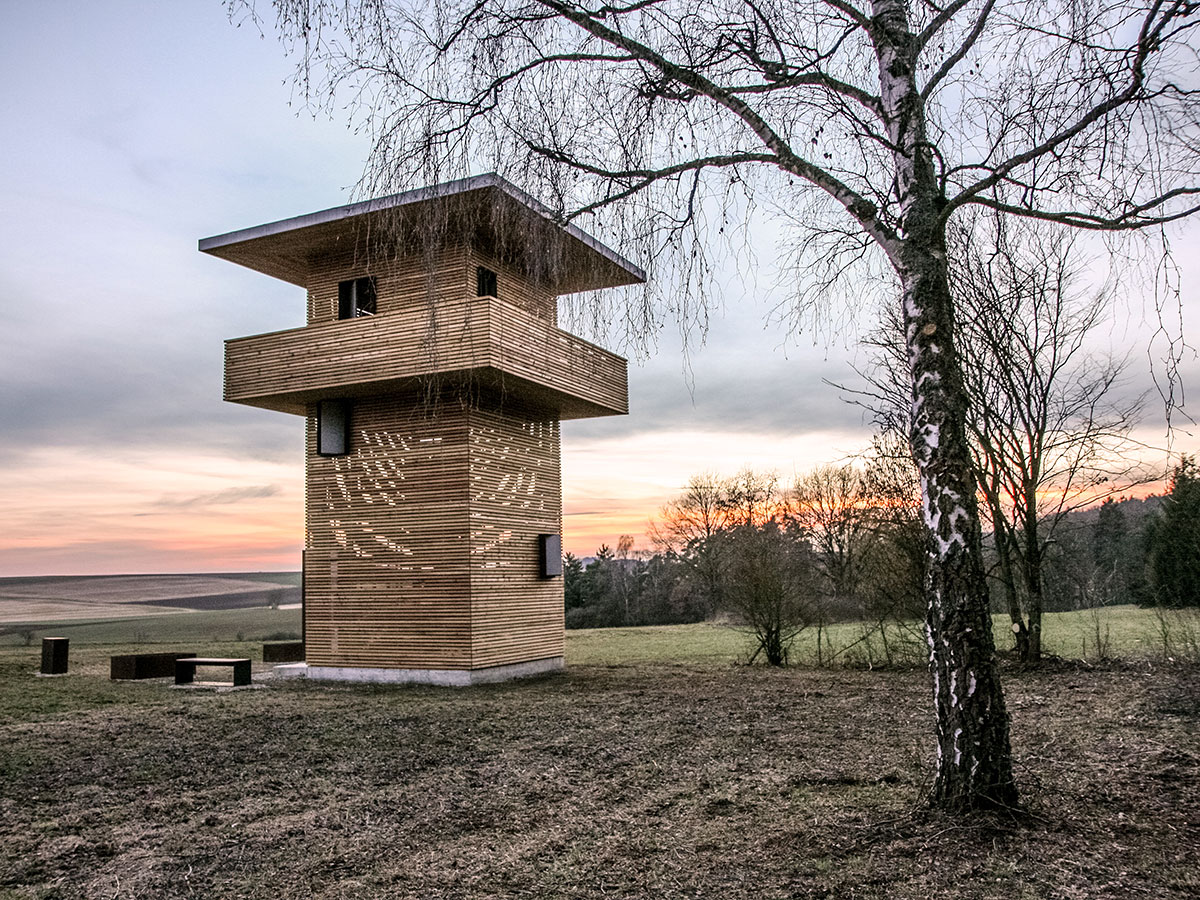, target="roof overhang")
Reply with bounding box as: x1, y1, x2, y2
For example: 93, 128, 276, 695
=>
199, 173, 646, 295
